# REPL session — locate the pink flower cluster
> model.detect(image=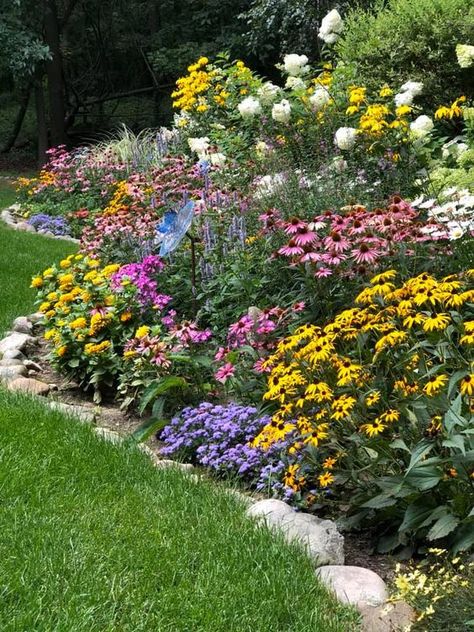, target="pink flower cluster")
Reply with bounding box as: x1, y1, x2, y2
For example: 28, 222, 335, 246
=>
261, 197, 449, 278
214, 303, 305, 384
